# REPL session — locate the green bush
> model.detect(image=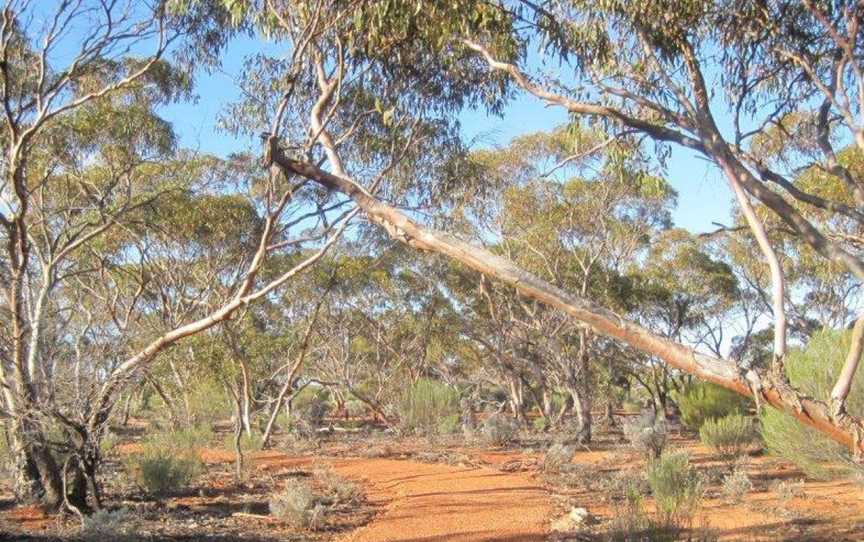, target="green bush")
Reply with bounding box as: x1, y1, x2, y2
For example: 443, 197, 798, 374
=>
699, 414, 759, 459
622, 412, 667, 459
269, 479, 324, 529
186, 379, 233, 424
397, 378, 461, 435
125, 428, 207, 496
126, 447, 203, 496
673, 382, 751, 430
479, 412, 520, 446
293, 387, 331, 428
646, 451, 704, 532
223, 431, 263, 452
721, 468, 752, 503
147, 425, 214, 450
760, 329, 864, 480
